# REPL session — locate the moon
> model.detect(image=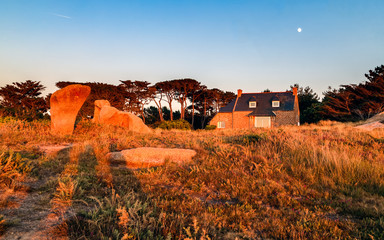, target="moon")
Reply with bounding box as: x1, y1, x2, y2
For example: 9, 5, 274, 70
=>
297, 27, 302, 33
